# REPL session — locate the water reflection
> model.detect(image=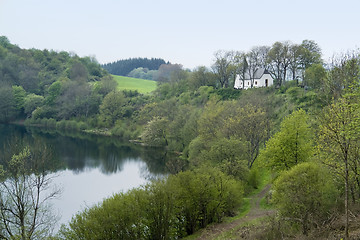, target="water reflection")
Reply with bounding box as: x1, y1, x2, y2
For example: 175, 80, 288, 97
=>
0, 124, 167, 176
0, 124, 168, 226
